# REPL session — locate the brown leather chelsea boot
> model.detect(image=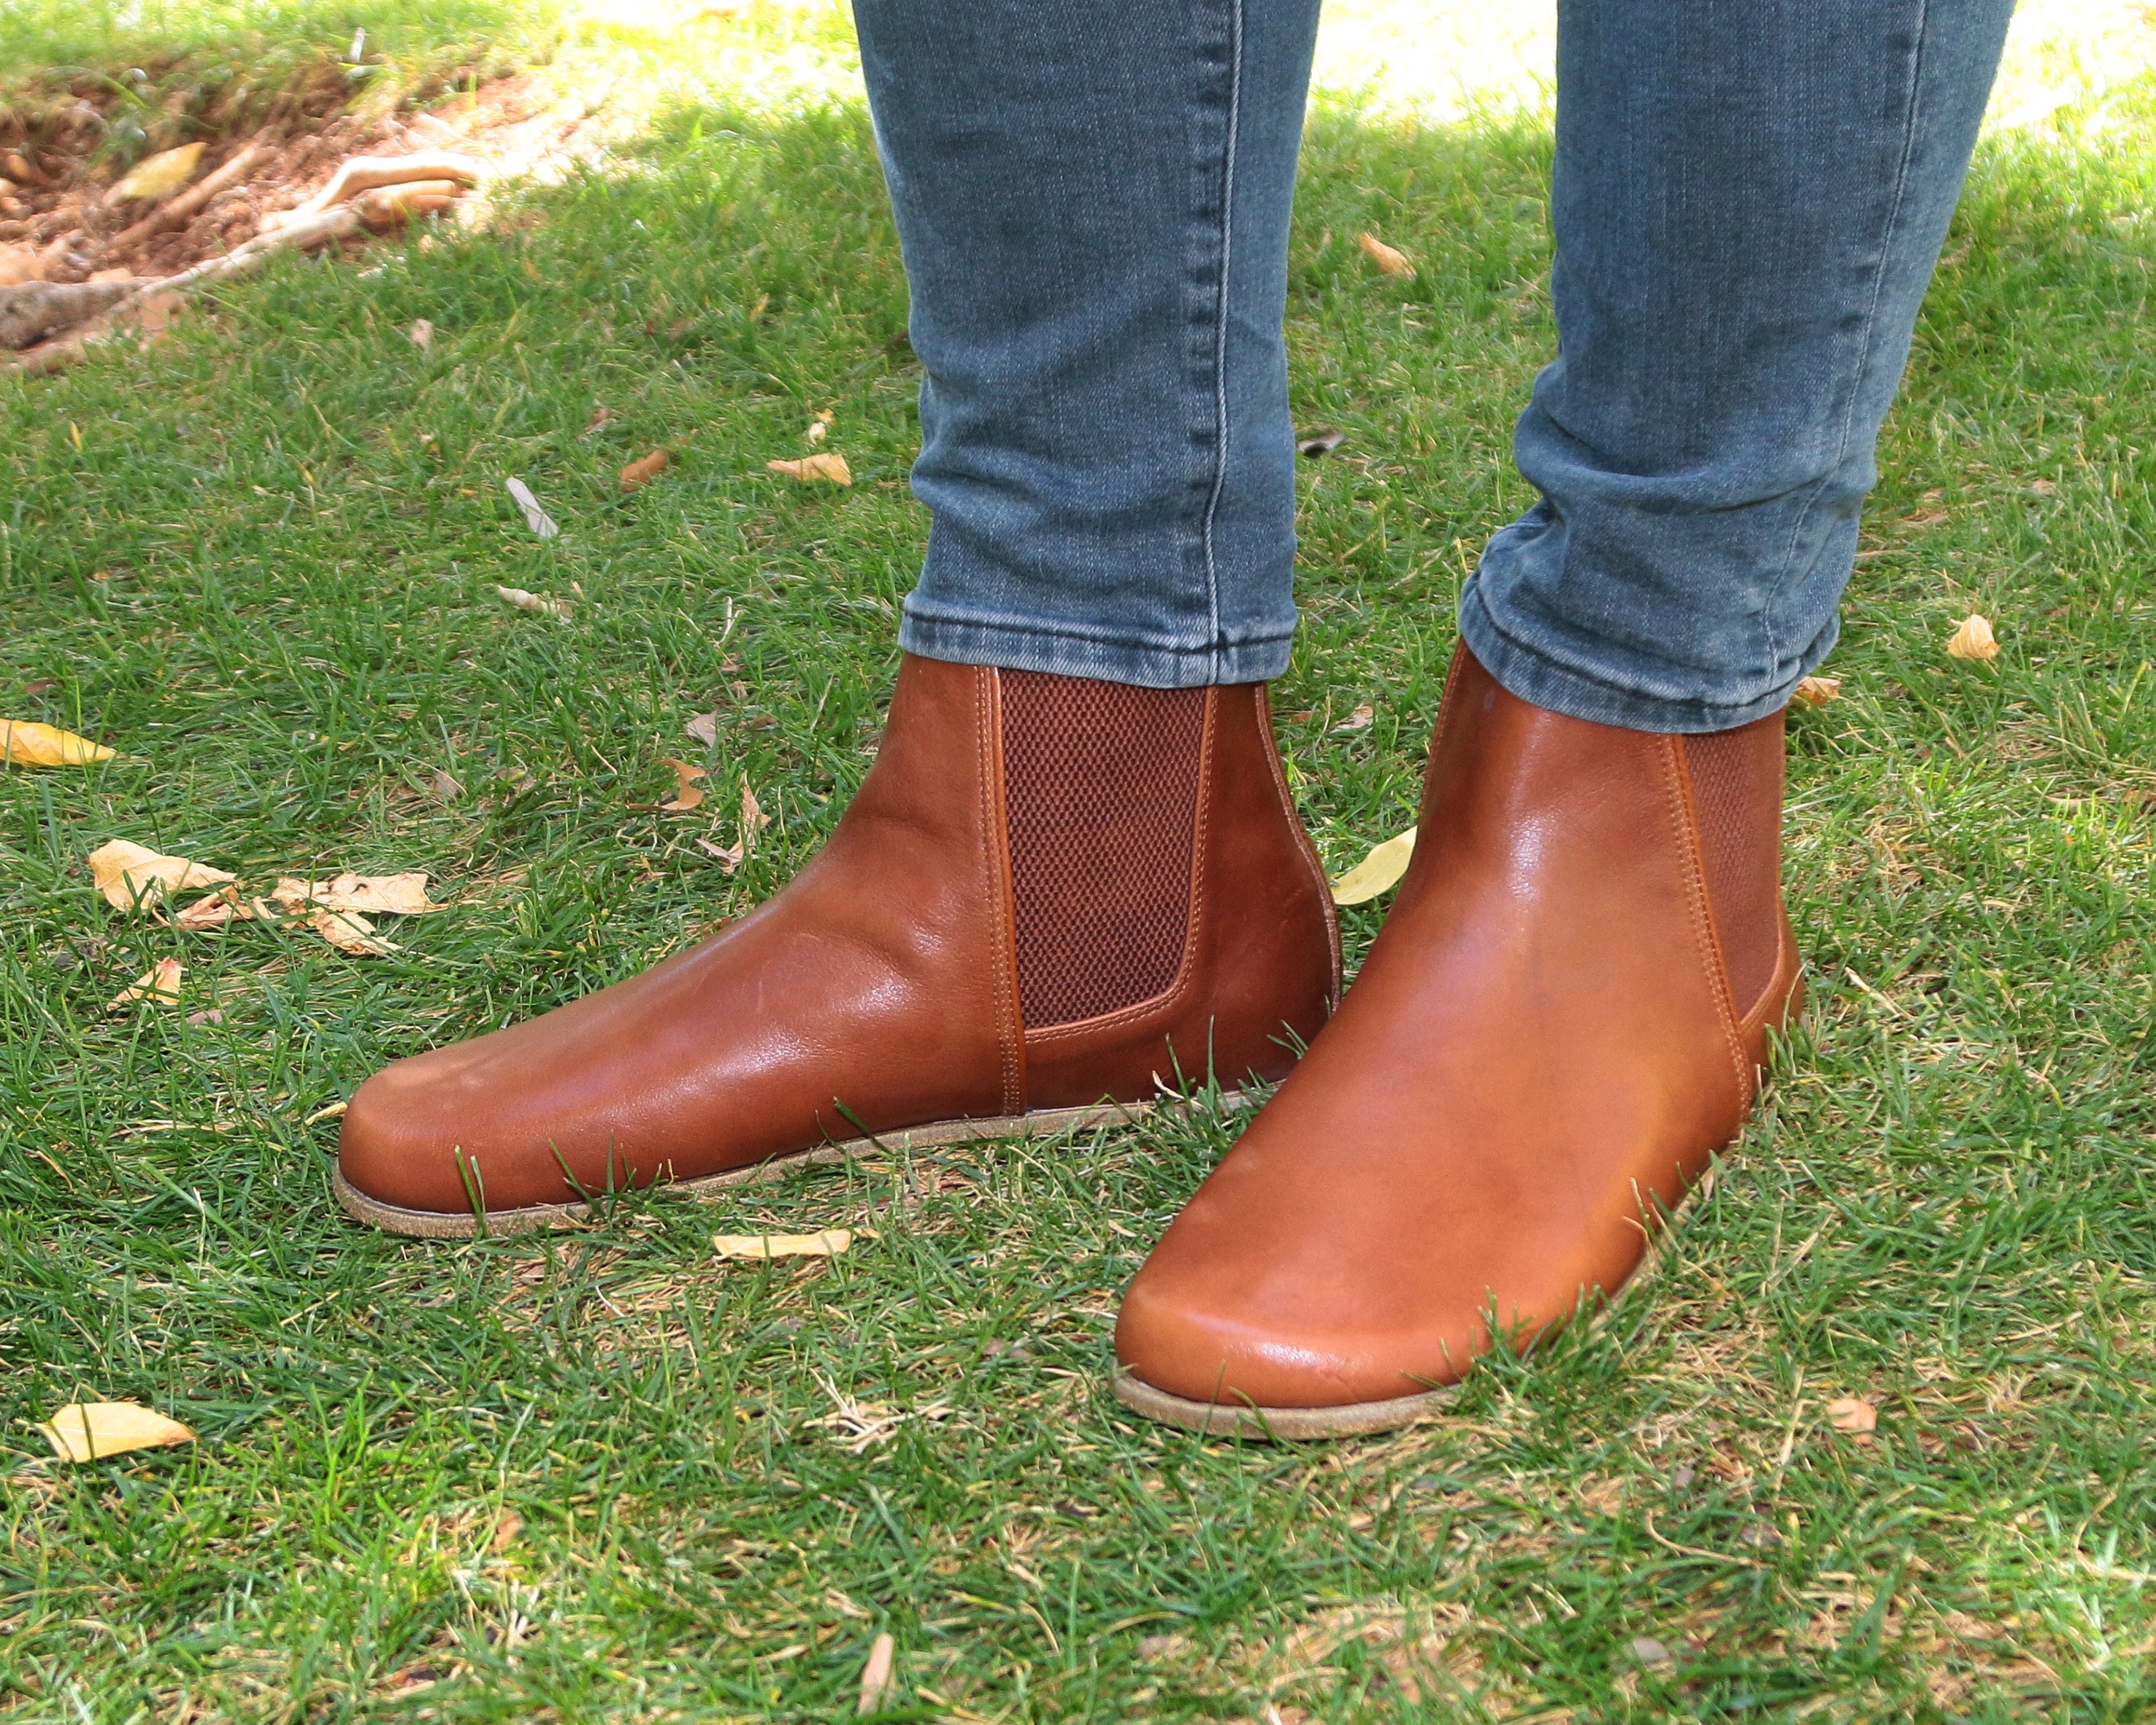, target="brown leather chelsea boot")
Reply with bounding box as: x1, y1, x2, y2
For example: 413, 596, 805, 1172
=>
335, 653, 1340, 1236
1113, 643, 1803, 1437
